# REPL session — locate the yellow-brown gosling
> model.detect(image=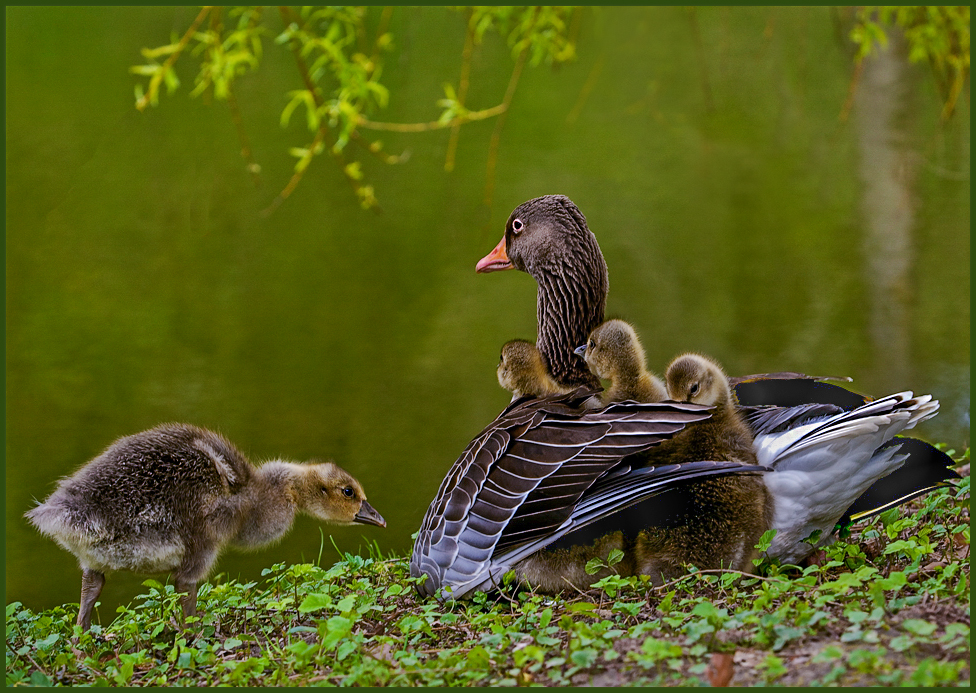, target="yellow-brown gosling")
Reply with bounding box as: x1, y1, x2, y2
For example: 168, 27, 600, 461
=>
575, 319, 667, 405
632, 353, 773, 584
25, 423, 385, 632
497, 339, 576, 403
